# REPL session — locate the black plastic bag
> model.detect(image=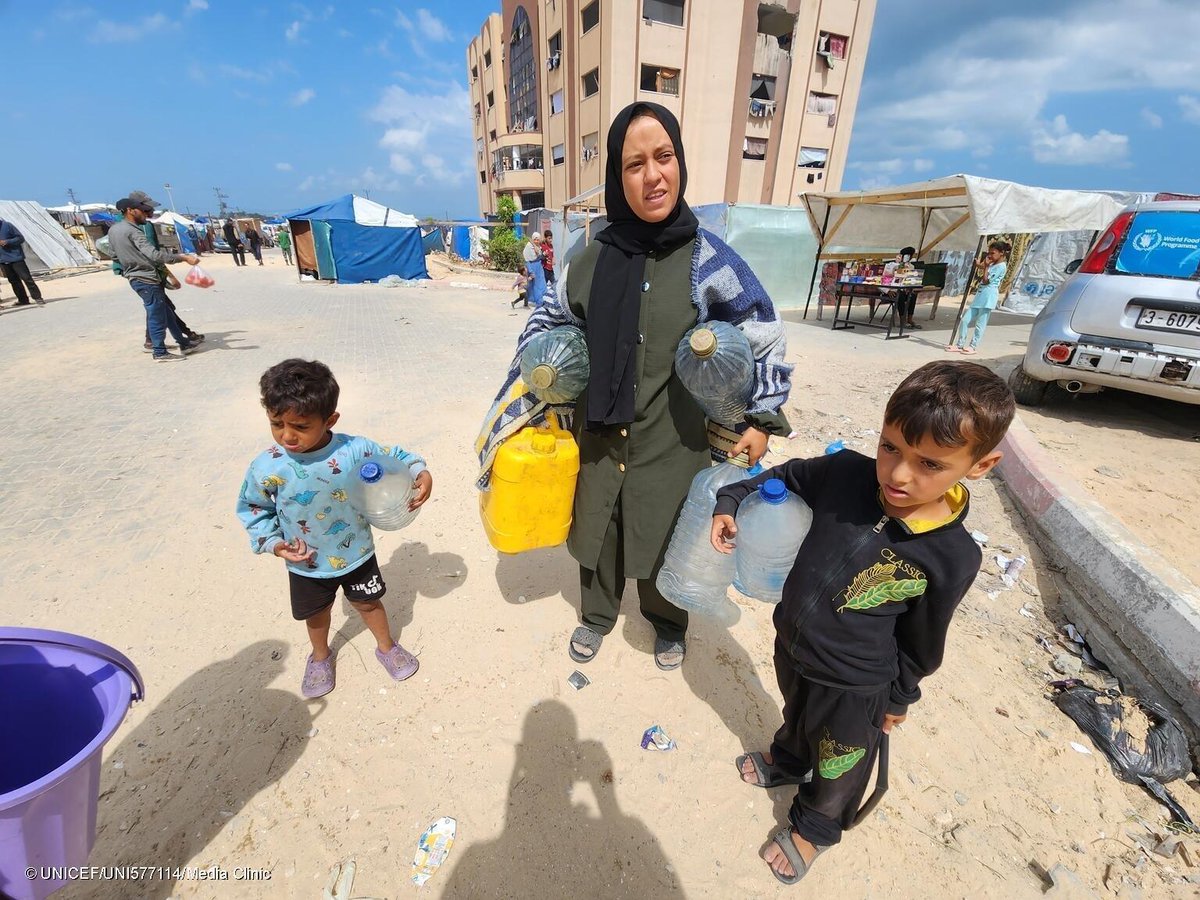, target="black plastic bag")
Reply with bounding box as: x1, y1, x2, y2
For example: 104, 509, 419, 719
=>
1052, 684, 1190, 784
